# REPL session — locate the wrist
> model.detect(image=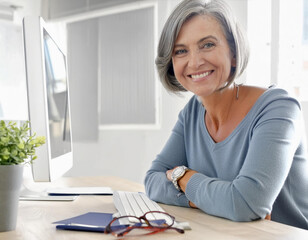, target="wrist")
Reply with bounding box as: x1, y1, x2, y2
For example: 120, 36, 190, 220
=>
178, 169, 197, 192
